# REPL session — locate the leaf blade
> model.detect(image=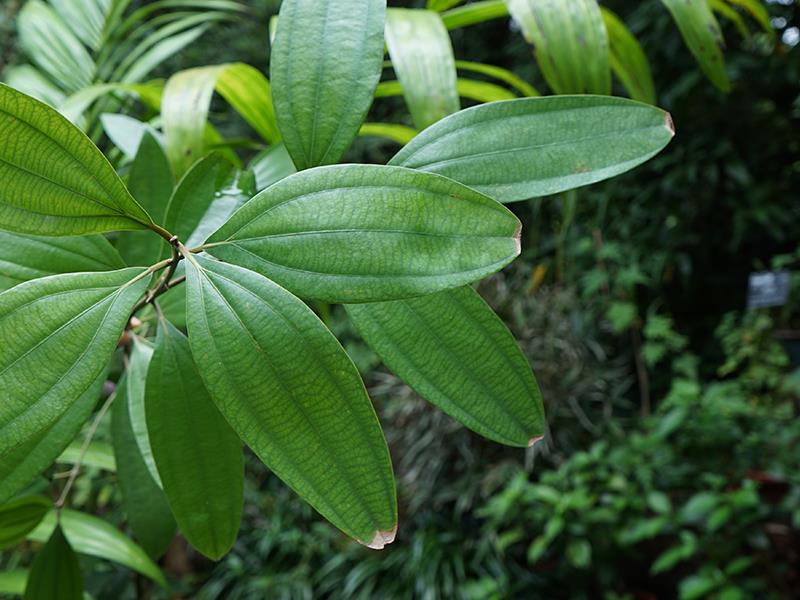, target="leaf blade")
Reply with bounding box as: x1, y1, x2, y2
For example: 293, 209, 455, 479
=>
23, 525, 83, 600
